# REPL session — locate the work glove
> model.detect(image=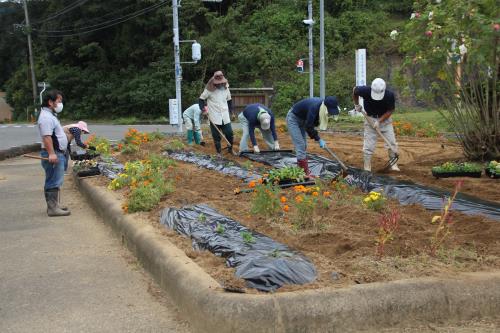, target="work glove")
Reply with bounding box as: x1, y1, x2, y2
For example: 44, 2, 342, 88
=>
253, 145, 260, 153
372, 120, 380, 130
273, 141, 280, 150
87, 145, 96, 151
354, 104, 362, 113
318, 139, 326, 149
